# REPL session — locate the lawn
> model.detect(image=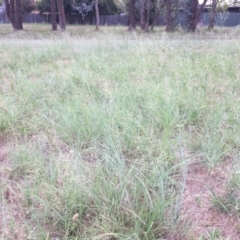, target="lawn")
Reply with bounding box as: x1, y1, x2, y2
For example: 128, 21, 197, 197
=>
1, 24, 240, 239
